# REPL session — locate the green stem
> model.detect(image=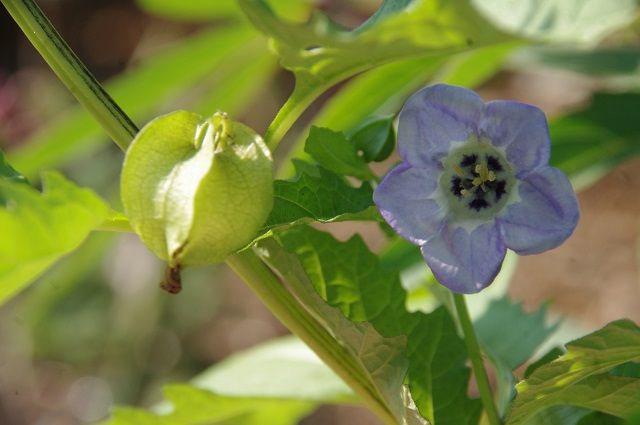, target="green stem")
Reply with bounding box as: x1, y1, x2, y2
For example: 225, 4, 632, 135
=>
226, 250, 398, 425
1, 0, 138, 151
453, 293, 502, 425
3, 3, 396, 423
264, 85, 322, 151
